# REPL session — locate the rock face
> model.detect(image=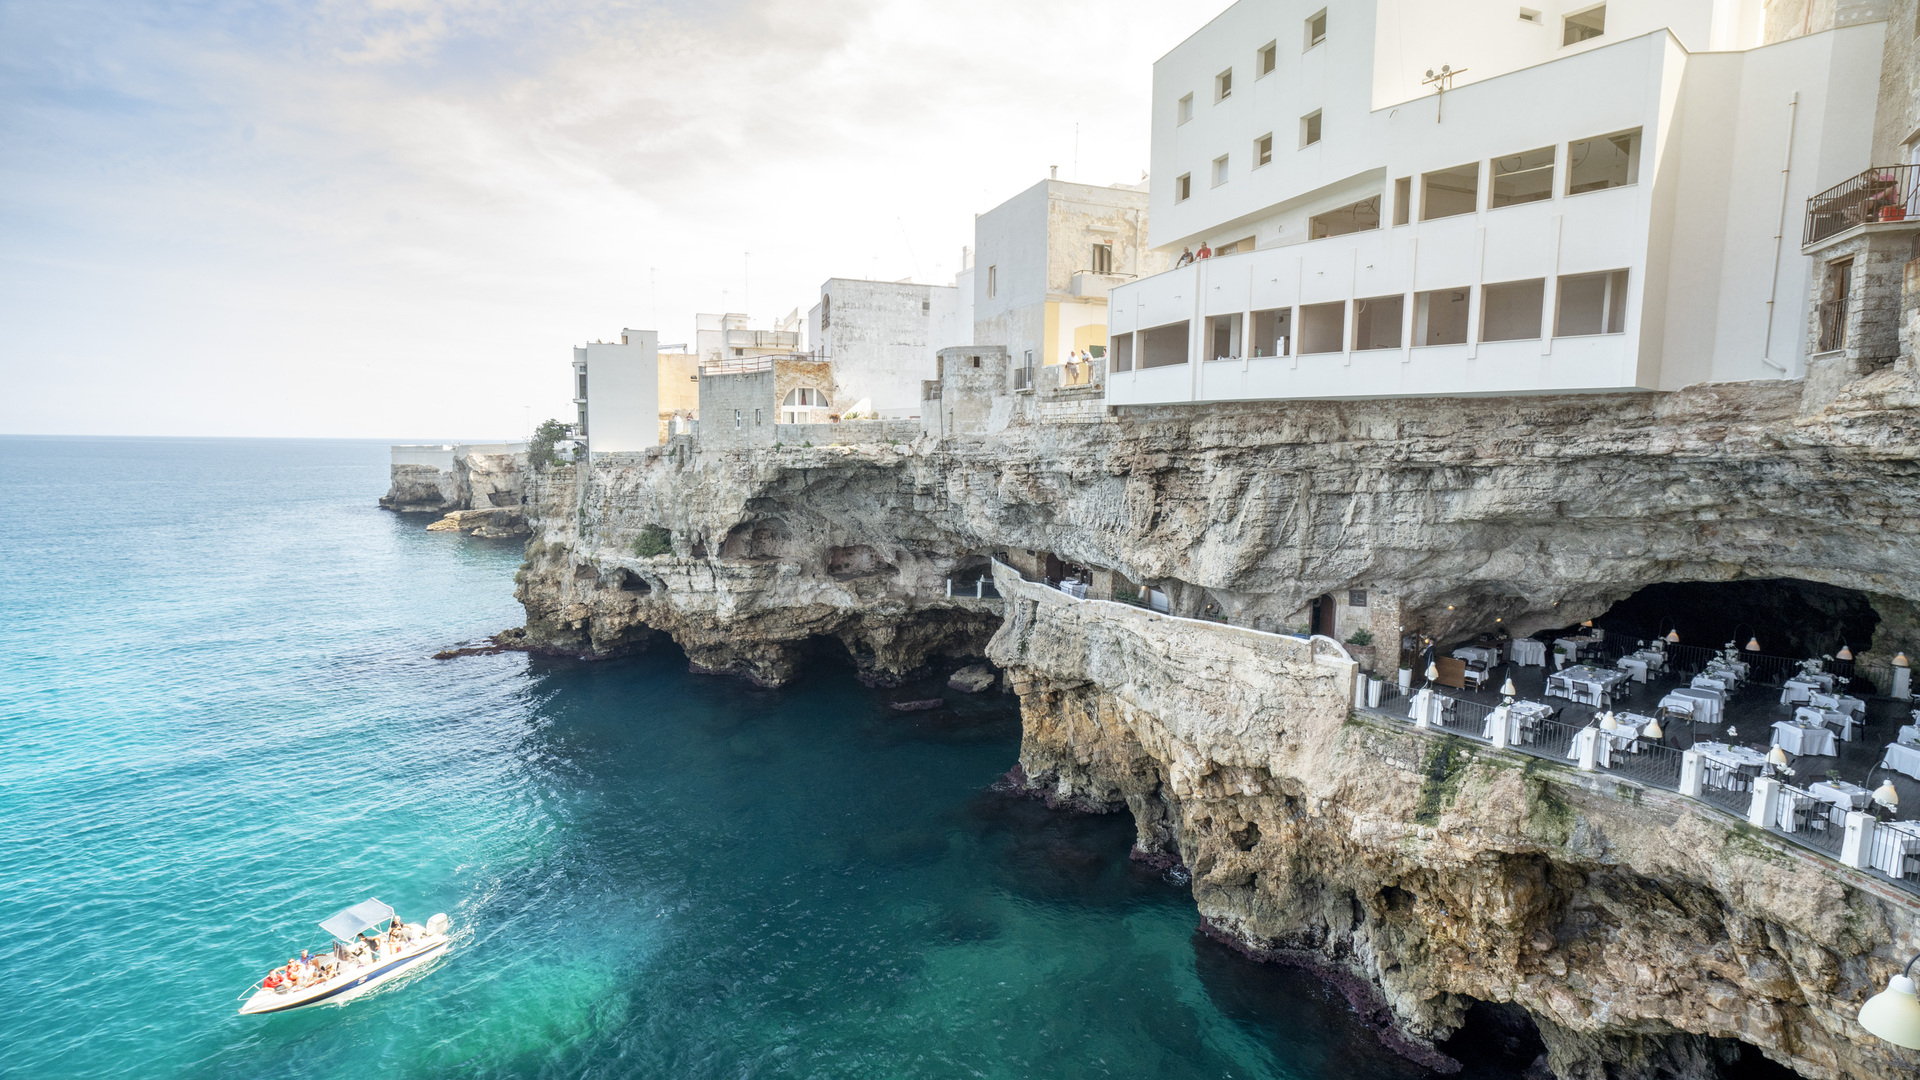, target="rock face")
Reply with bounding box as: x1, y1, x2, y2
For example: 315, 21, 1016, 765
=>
948, 664, 997, 692
425, 507, 527, 538
380, 444, 527, 521
511, 365, 1920, 1078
